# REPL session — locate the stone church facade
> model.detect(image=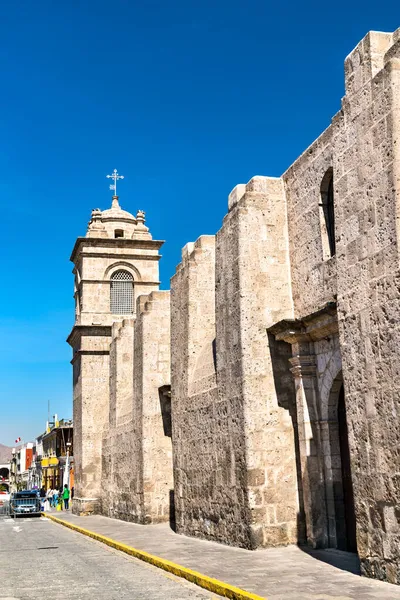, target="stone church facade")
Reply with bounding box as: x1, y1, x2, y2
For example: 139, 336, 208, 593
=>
69, 29, 400, 584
